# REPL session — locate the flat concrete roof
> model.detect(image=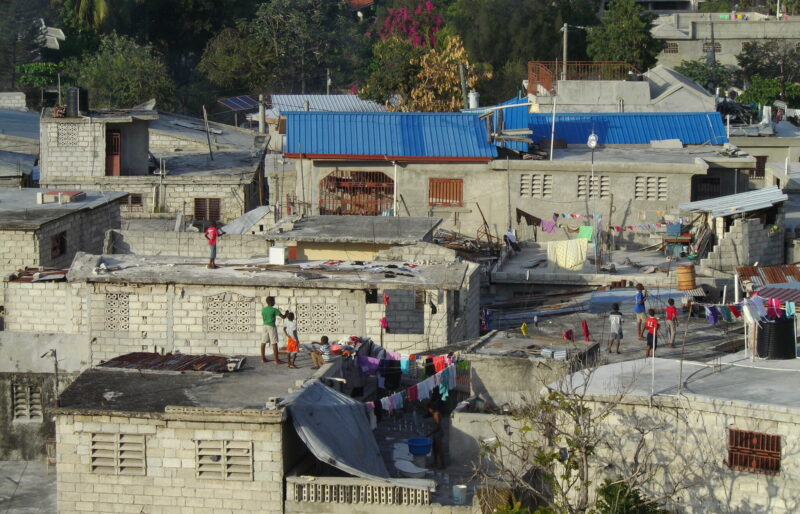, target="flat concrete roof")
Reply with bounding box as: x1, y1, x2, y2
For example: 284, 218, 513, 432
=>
0, 189, 128, 230
267, 216, 442, 244
67, 253, 471, 290
557, 350, 800, 413
56, 355, 329, 414
468, 330, 597, 359
0, 150, 35, 176
154, 150, 260, 178
150, 112, 261, 151
0, 109, 40, 140
41, 109, 159, 123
